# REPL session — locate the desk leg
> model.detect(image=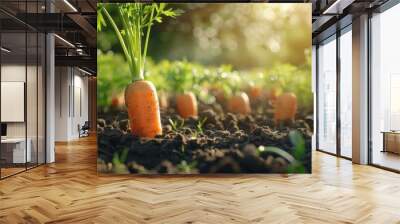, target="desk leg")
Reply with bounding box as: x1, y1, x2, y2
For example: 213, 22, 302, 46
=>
382, 133, 386, 153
